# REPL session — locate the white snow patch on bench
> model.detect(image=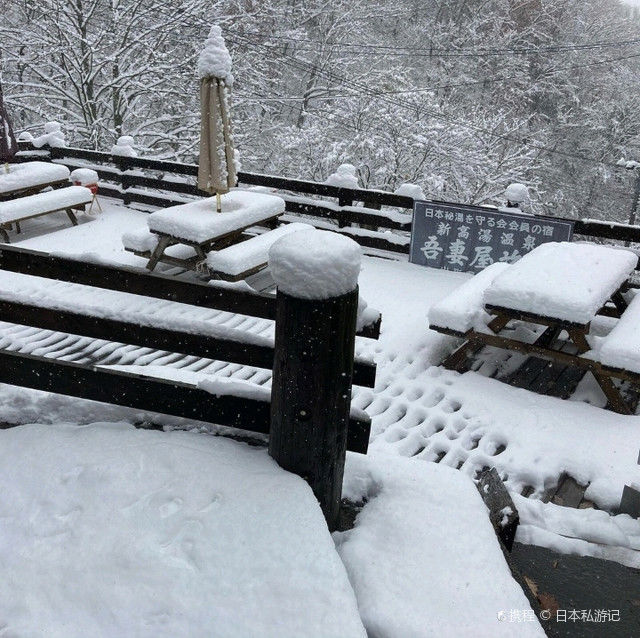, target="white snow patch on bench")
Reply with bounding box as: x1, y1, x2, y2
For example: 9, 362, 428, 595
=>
207, 222, 312, 276
122, 227, 159, 253
0, 186, 92, 223
598, 293, 640, 373
428, 262, 510, 334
